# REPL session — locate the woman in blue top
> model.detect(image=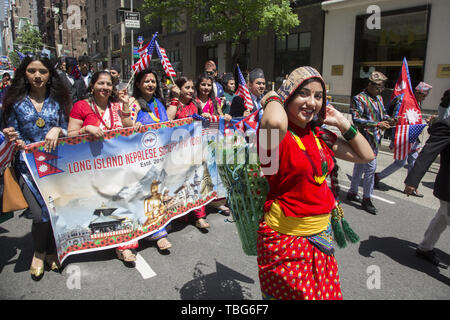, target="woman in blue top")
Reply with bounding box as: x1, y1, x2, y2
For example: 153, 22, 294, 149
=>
129, 69, 174, 251
2, 54, 71, 280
